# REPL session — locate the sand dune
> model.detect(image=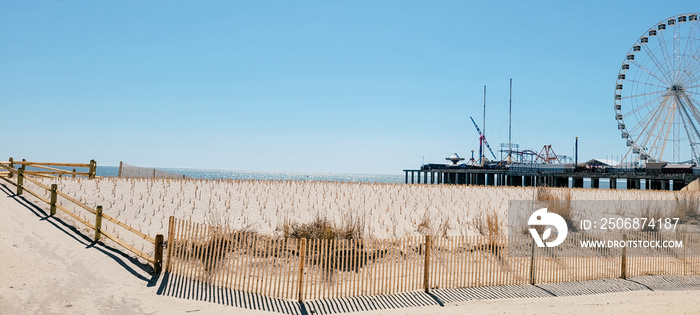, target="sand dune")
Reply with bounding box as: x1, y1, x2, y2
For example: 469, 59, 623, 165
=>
32, 177, 679, 239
